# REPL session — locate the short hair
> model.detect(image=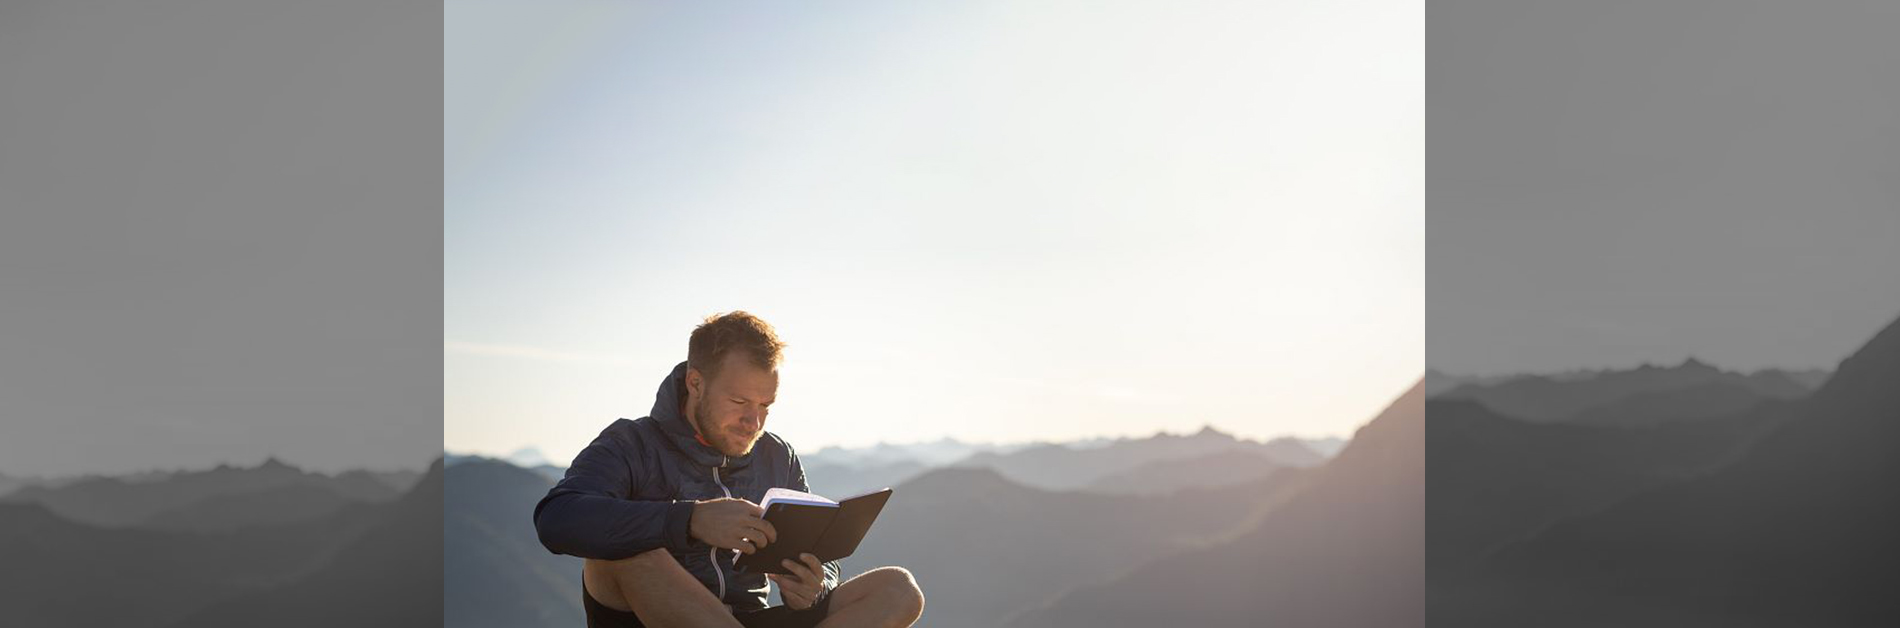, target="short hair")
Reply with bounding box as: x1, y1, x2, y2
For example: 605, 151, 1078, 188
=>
687, 311, 786, 381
